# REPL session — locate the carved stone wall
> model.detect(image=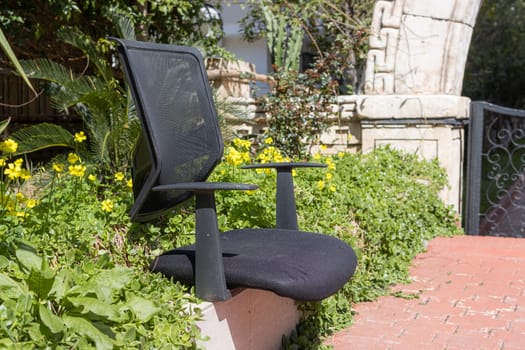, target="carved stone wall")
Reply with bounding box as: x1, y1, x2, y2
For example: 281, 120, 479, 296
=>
360, 0, 482, 213
365, 0, 482, 95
